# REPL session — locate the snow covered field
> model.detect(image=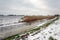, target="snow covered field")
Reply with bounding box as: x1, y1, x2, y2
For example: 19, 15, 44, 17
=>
27, 17, 60, 40
0, 16, 23, 26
